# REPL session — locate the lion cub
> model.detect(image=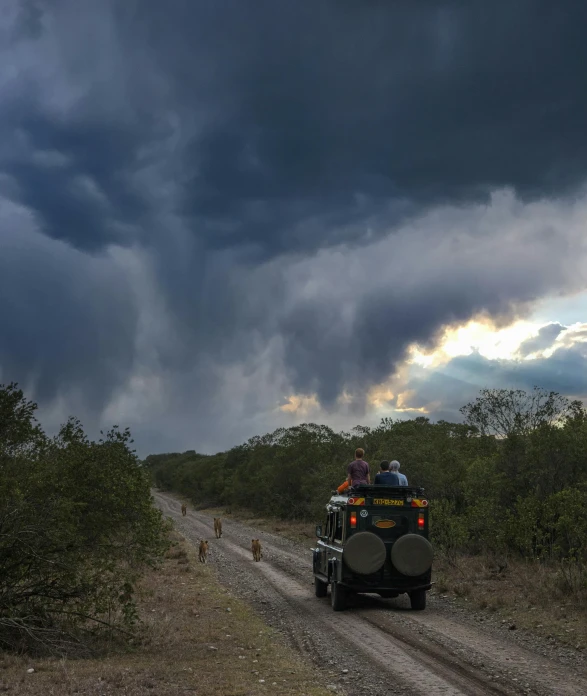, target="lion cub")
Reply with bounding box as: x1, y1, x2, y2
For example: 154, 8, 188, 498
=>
251, 539, 262, 562
181, 504, 187, 516
214, 517, 222, 539
198, 540, 209, 563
